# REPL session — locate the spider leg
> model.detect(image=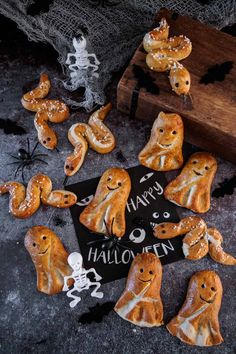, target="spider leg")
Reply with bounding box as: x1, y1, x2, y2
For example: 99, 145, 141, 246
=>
32, 153, 48, 158
7, 154, 20, 160
27, 138, 30, 154
103, 218, 111, 237
33, 158, 48, 165
14, 163, 24, 178
6, 161, 22, 165
21, 163, 28, 182
87, 237, 108, 246
63, 175, 69, 186
30, 141, 39, 157
55, 147, 60, 153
